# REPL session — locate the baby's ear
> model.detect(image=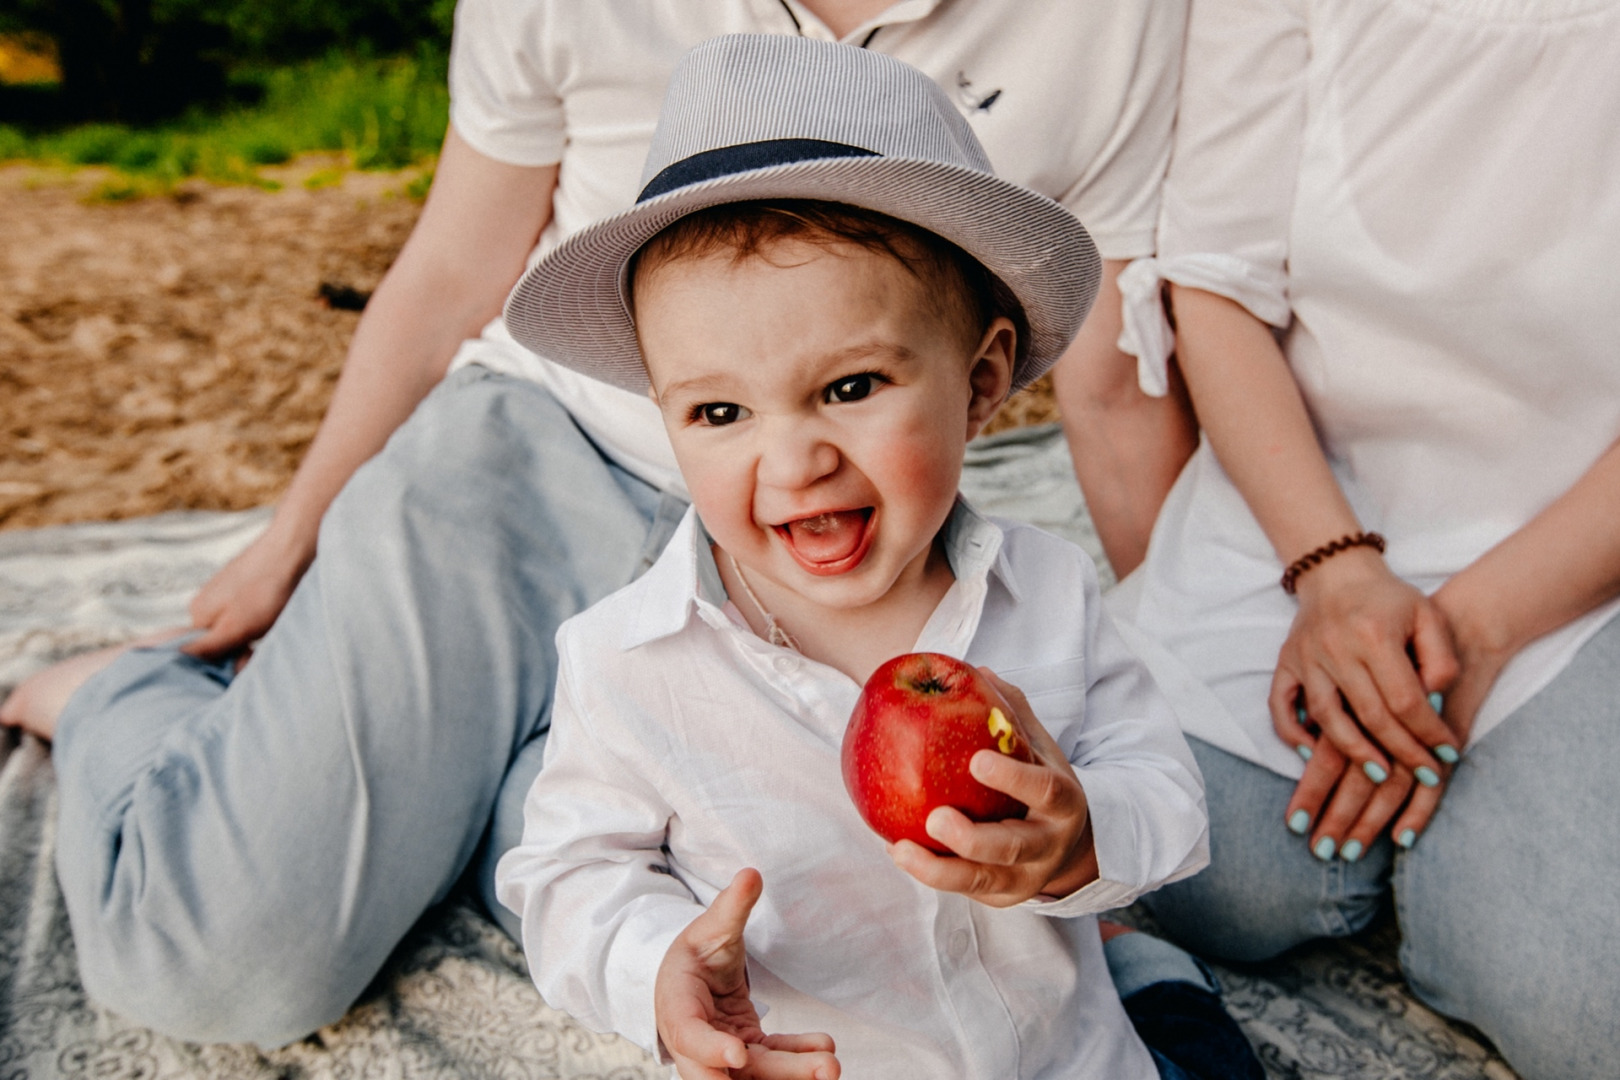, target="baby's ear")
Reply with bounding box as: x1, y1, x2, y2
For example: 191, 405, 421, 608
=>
965, 317, 1016, 438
